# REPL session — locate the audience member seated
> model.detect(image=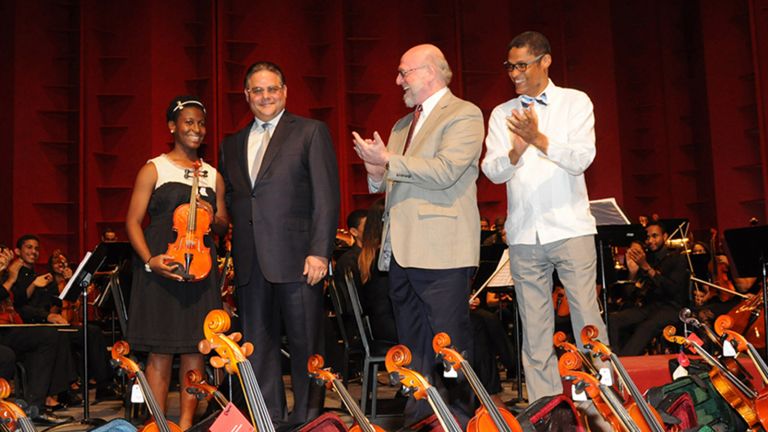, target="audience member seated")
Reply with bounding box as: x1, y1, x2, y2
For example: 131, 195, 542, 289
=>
0, 240, 75, 425
609, 222, 690, 355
